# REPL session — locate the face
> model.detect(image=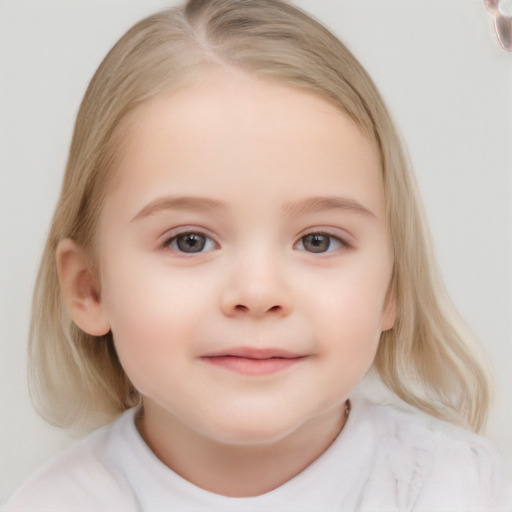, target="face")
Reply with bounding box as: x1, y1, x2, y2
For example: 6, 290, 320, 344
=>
96, 69, 395, 446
